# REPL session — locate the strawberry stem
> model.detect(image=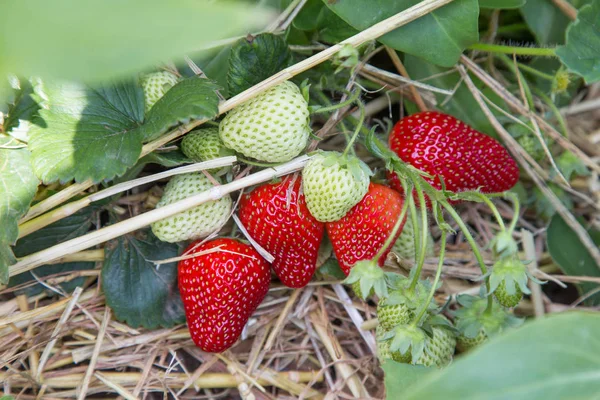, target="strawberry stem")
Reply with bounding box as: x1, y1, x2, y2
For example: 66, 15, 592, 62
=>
310, 89, 361, 114
409, 179, 429, 292
468, 43, 557, 57
411, 229, 447, 328
505, 192, 521, 234
476, 193, 506, 232
441, 202, 490, 290
342, 100, 365, 158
